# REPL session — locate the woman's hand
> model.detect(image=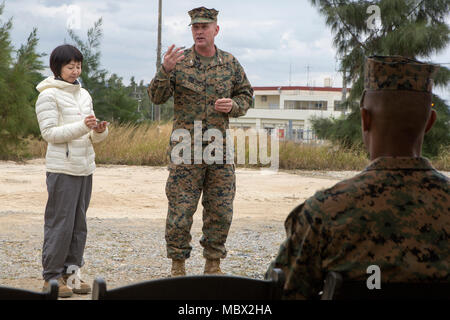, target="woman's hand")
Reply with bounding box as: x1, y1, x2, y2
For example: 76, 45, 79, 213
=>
94, 121, 108, 133
84, 115, 97, 129
85, 115, 107, 132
